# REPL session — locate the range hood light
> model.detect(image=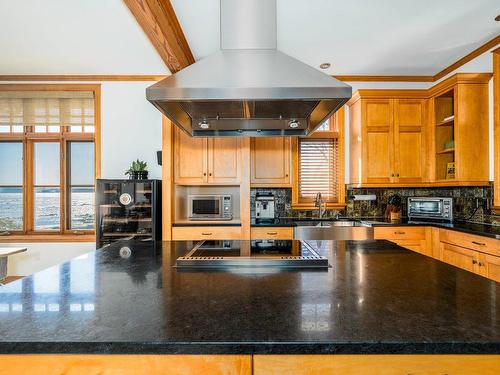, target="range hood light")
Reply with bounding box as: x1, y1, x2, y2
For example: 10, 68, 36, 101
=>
198, 121, 210, 129
289, 120, 300, 128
